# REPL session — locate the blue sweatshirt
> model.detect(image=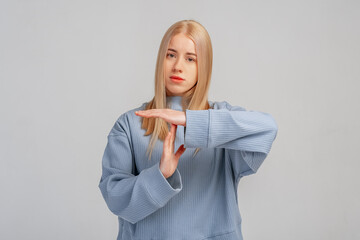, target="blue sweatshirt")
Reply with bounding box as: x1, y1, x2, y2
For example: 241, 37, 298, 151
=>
98, 95, 278, 240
